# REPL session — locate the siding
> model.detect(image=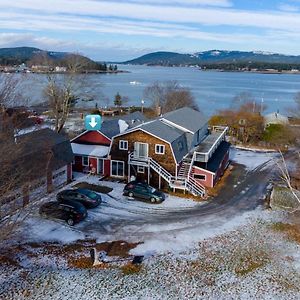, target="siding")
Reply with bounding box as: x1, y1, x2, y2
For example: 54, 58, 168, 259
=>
192, 166, 214, 188
213, 151, 229, 185
110, 129, 177, 176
